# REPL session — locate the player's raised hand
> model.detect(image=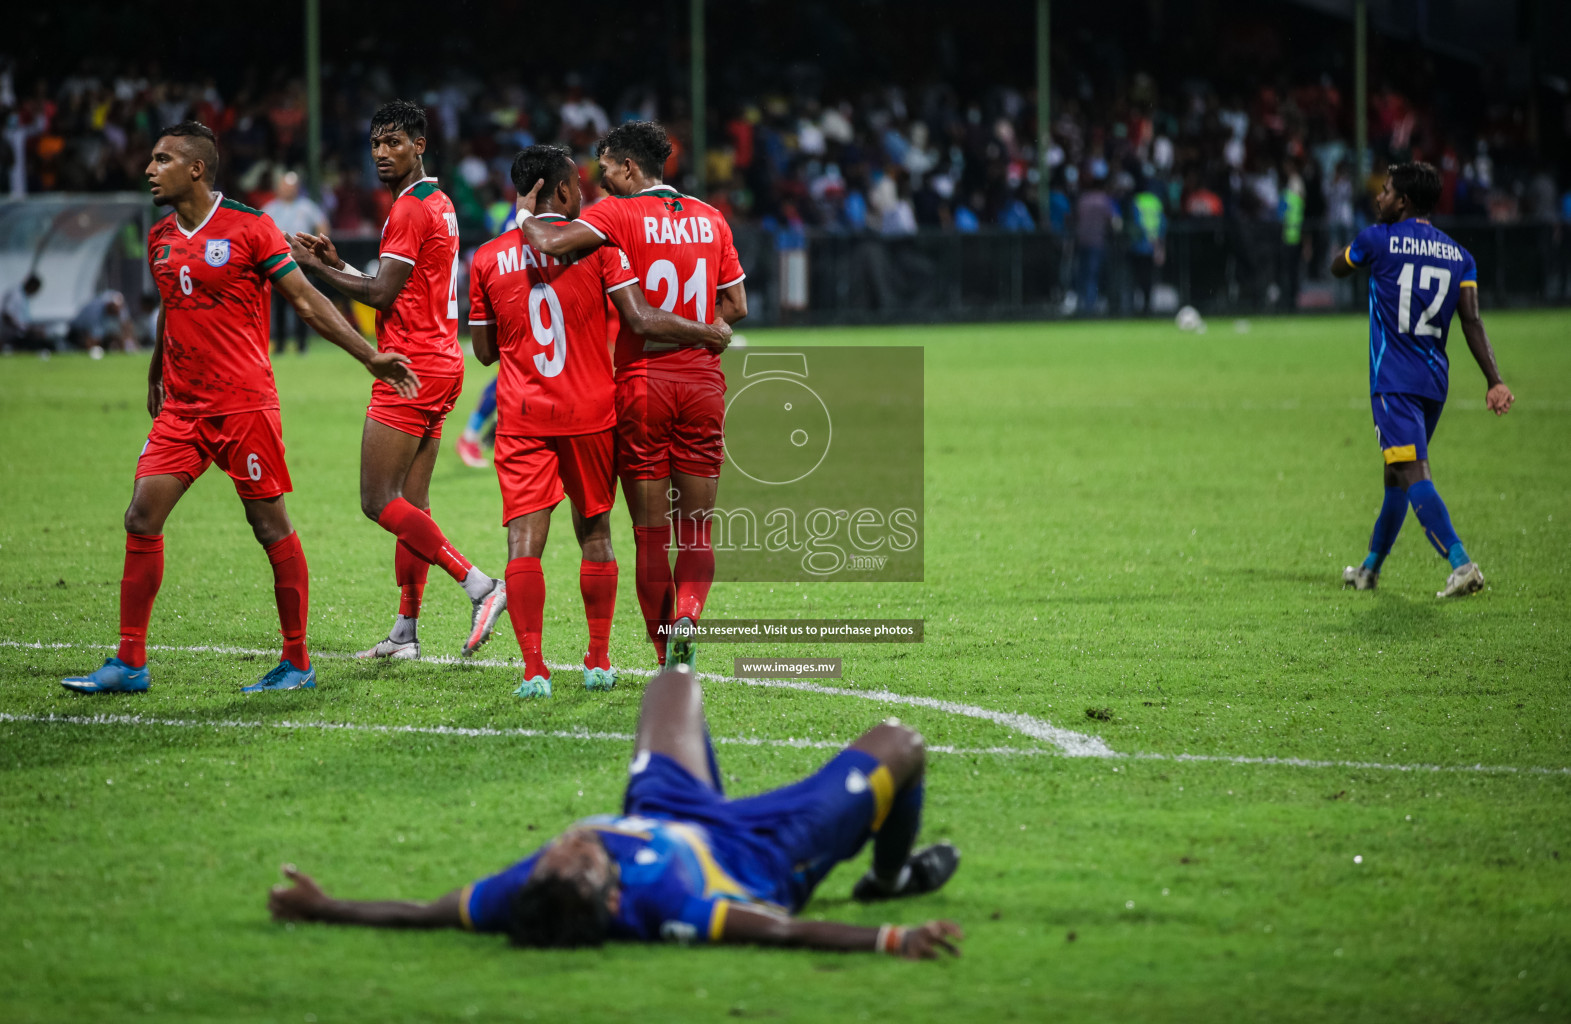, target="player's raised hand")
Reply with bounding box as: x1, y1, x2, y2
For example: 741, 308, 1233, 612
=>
899, 920, 964, 960
517, 180, 543, 216
367, 351, 422, 399
269, 863, 329, 922
1486, 382, 1514, 416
